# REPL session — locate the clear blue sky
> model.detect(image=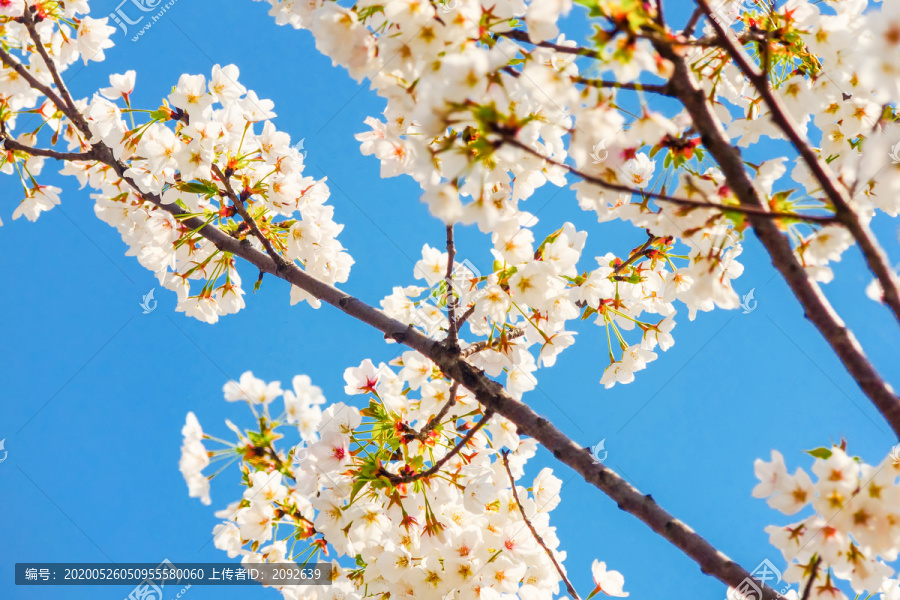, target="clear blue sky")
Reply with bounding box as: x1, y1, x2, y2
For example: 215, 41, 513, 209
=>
1, 1, 899, 599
